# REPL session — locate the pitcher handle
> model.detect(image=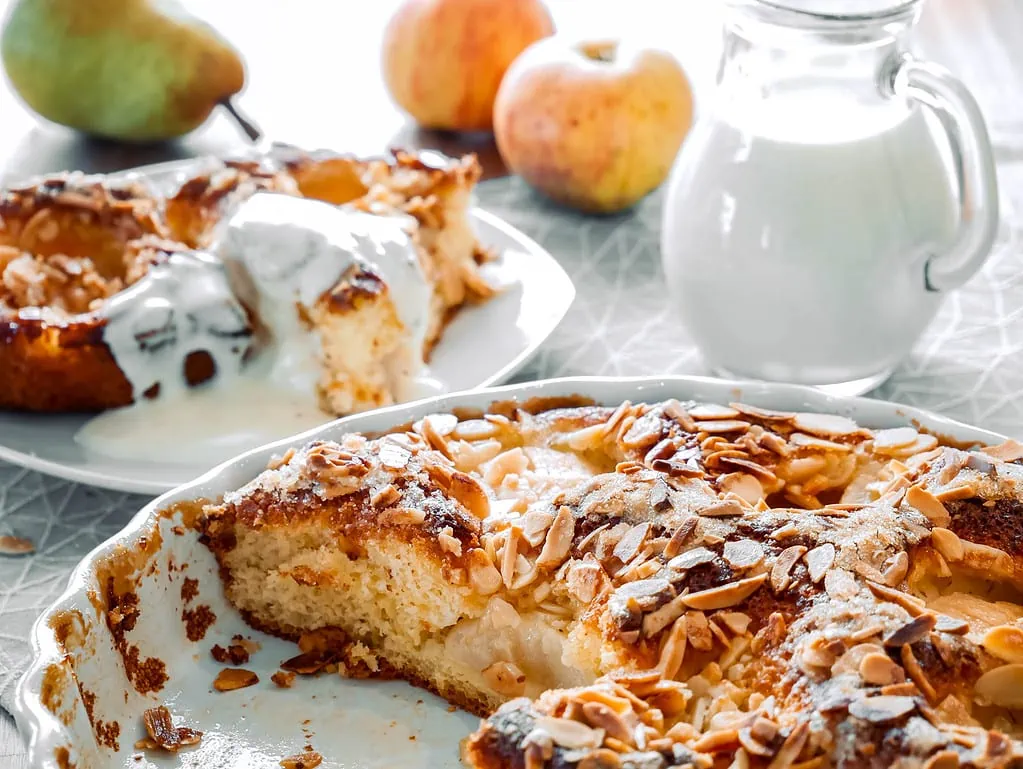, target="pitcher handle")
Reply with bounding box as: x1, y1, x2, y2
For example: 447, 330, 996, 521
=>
883, 53, 1000, 292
